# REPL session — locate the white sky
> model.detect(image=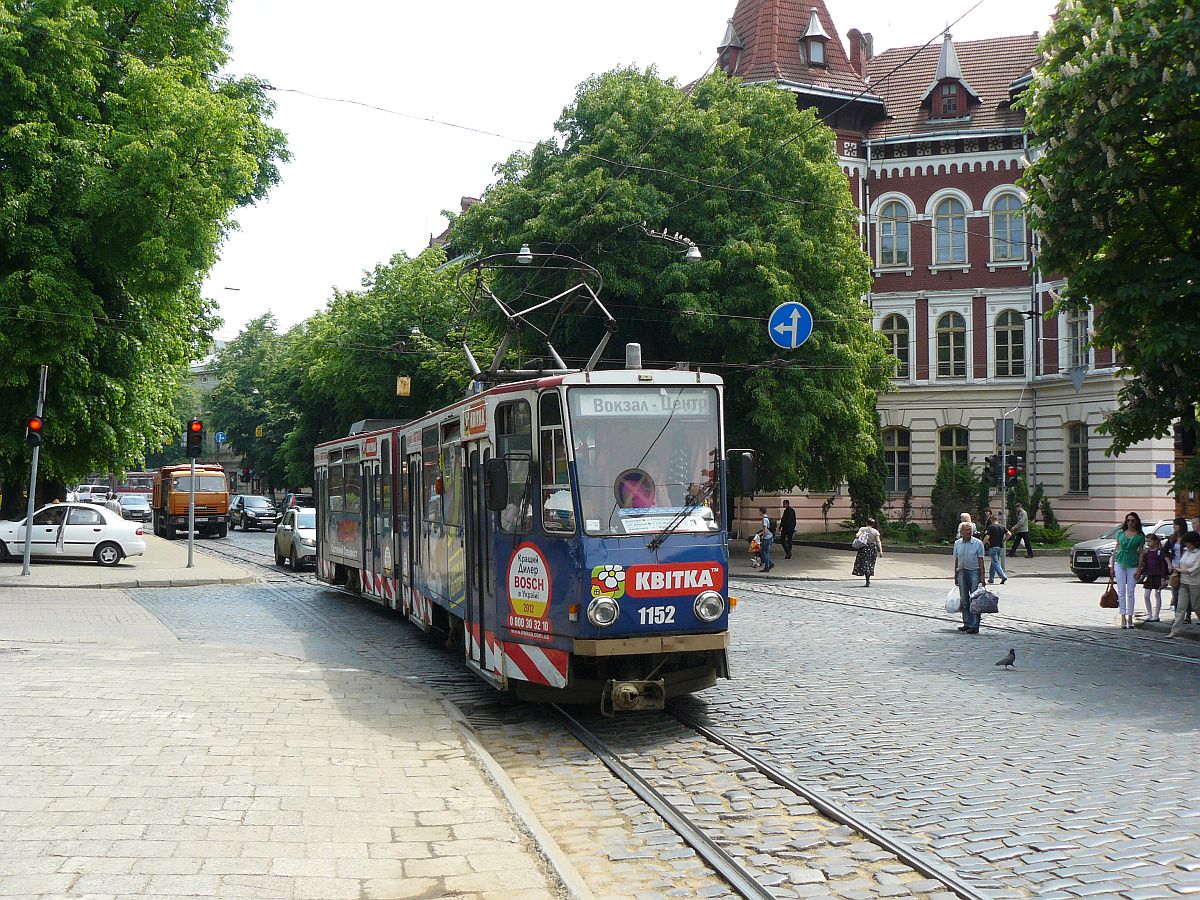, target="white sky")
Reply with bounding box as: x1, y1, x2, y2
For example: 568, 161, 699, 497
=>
204, 0, 1054, 341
